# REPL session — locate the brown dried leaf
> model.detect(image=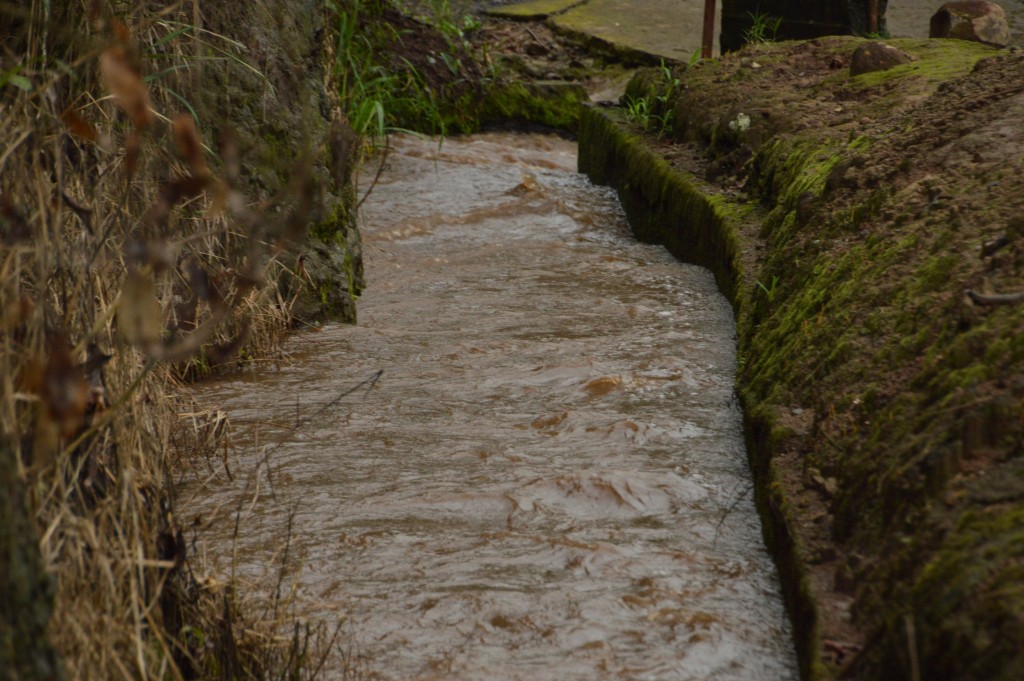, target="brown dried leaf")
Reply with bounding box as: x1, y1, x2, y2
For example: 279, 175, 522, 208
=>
145, 175, 209, 228
207, 324, 250, 364
61, 107, 98, 142
118, 270, 164, 353
125, 130, 140, 176
41, 333, 90, 438
329, 118, 359, 187
1, 196, 31, 244
186, 259, 214, 302
219, 126, 240, 184
99, 44, 153, 129
145, 240, 178, 273
162, 175, 209, 205
172, 114, 209, 177
281, 166, 316, 245
111, 19, 131, 45
208, 178, 232, 216
1, 296, 33, 331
